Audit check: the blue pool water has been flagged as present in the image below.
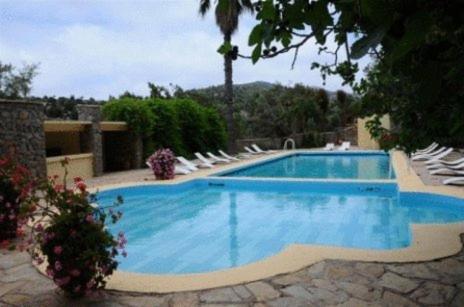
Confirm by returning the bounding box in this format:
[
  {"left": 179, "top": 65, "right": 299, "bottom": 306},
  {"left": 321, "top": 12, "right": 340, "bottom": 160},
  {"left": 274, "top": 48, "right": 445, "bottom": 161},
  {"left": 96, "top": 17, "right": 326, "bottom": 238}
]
[
  {"left": 217, "top": 153, "right": 395, "bottom": 180},
  {"left": 98, "top": 179, "right": 464, "bottom": 274}
]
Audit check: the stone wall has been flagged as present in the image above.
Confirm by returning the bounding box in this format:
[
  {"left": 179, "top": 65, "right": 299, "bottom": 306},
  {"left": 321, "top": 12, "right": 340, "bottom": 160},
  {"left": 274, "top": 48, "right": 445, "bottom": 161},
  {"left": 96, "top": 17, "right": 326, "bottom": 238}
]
[
  {"left": 236, "top": 125, "right": 358, "bottom": 151},
  {"left": 77, "top": 105, "right": 103, "bottom": 176},
  {"left": 0, "top": 99, "right": 47, "bottom": 178}
]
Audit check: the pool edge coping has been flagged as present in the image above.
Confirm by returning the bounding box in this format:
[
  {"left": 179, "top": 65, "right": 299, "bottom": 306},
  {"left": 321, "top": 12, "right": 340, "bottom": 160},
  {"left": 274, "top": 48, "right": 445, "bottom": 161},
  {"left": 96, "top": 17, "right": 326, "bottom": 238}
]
[{"left": 38, "top": 150, "right": 464, "bottom": 293}]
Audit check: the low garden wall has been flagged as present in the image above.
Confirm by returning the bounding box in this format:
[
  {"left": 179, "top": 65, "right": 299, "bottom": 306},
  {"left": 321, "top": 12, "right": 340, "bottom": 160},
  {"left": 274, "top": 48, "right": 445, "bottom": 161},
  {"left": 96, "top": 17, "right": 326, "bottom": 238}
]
[{"left": 46, "top": 153, "right": 94, "bottom": 181}]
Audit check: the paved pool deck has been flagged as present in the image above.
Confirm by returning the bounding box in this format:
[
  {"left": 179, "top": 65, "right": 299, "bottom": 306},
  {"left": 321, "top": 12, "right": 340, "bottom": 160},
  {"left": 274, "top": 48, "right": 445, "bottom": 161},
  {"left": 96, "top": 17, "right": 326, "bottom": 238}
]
[{"left": 1, "top": 149, "right": 463, "bottom": 306}]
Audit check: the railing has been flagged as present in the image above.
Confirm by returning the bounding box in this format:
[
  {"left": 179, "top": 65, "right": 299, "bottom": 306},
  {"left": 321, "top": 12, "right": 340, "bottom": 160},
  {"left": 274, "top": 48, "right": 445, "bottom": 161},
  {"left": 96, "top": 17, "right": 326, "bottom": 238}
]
[{"left": 283, "top": 138, "right": 296, "bottom": 150}]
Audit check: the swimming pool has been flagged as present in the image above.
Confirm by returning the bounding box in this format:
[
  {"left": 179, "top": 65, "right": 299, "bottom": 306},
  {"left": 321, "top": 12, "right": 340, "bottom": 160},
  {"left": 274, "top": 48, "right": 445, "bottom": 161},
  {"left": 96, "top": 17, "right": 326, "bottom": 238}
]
[
  {"left": 99, "top": 179, "right": 464, "bottom": 274},
  {"left": 216, "top": 152, "right": 395, "bottom": 180}
]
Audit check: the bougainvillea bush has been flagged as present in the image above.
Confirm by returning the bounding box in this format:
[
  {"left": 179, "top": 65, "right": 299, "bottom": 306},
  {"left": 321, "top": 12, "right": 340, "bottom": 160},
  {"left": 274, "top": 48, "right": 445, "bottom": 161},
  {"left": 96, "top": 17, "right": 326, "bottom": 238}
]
[
  {"left": 1, "top": 155, "right": 126, "bottom": 297},
  {"left": 0, "top": 155, "right": 36, "bottom": 248},
  {"left": 30, "top": 162, "right": 126, "bottom": 297},
  {"left": 147, "top": 148, "right": 176, "bottom": 180}
]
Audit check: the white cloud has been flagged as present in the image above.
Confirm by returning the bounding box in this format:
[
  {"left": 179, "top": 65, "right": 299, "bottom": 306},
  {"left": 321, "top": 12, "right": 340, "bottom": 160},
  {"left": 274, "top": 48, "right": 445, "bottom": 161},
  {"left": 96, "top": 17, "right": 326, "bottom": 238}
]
[{"left": 0, "top": 0, "right": 371, "bottom": 99}]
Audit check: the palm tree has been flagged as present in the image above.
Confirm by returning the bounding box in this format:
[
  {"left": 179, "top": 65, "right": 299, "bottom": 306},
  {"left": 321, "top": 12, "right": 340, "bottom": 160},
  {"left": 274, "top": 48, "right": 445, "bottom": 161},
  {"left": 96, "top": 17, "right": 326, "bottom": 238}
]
[{"left": 199, "top": 0, "right": 253, "bottom": 153}]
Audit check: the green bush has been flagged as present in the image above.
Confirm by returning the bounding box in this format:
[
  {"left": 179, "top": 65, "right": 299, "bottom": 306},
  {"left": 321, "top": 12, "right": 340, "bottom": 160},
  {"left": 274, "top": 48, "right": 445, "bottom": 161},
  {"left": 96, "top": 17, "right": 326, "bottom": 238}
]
[
  {"left": 204, "top": 107, "right": 227, "bottom": 151},
  {"left": 301, "top": 132, "right": 324, "bottom": 148},
  {"left": 102, "top": 97, "right": 227, "bottom": 159},
  {"left": 146, "top": 99, "right": 185, "bottom": 156},
  {"left": 102, "top": 98, "right": 155, "bottom": 136},
  {"left": 173, "top": 99, "right": 208, "bottom": 154}
]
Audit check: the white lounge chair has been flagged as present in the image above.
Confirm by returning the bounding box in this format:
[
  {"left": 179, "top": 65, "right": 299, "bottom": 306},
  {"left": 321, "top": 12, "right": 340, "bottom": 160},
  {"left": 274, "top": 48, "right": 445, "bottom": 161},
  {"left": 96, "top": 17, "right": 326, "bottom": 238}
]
[
  {"left": 323, "top": 143, "right": 335, "bottom": 151},
  {"left": 146, "top": 161, "right": 191, "bottom": 175},
  {"left": 252, "top": 144, "right": 277, "bottom": 153},
  {"left": 177, "top": 156, "right": 199, "bottom": 171},
  {"left": 411, "top": 147, "right": 449, "bottom": 161},
  {"left": 443, "top": 177, "right": 464, "bottom": 186},
  {"left": 412, "top": 142, "right": 439, "bottom": 156},
  {"left": 426, "top": 157, "right": 464, "bottom": 169},
  {"left": 244, "top": 146, "right": 260, "bottom": 155},
  {"left": 431, "top": 169, "right": 464, "bottom": 176},
  {"left": 424, "top": 148, "right": 454, "bottom": 164},
  {"left": 337, "top": 141, "right": 351, "bottom": 151},
  {"left": 218, "top": 150, "right": 240, "bottom": 161},
  {"left": 207, "top": 152, "right": 230, "bottom": 164},
  {"left": 429, "top": 162, "right": 464, "bottom": 175},
  {"left": 175, "top": 165, "right": 192, "bottom": 175},
  {"left": 194, "top": 153, "right": 215, "bottom": 168}
]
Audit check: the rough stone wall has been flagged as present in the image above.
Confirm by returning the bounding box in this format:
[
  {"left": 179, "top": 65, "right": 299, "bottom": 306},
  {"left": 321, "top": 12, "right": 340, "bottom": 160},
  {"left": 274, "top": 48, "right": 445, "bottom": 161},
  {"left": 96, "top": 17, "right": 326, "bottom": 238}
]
[
  {"left": 131, "top": 132, "right": 143, "bottom": 169},
  {"left": 77, "top": 105, "right": 103, "bottom": 176},
  {"left": 0, "top": 99, "right": 47, "bottom": 178}
]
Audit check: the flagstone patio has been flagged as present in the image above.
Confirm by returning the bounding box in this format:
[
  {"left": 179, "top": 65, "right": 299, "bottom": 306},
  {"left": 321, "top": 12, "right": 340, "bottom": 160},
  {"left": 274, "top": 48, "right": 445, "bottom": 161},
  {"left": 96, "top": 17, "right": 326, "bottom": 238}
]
[{"left": 1, "top": 234, "right": 463, "bottom": 306}]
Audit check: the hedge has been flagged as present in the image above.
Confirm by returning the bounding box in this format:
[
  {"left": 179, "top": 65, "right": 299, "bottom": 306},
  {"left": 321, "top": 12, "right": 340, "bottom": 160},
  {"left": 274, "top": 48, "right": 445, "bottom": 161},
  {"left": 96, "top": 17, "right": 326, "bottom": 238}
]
[{"left": 102, "top": 97, "right": 227, "bottom": 159}]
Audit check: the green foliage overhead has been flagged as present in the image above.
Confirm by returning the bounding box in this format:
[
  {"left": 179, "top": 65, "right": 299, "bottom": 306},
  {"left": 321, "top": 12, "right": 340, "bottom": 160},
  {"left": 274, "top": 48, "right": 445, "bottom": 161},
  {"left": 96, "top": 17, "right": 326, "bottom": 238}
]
[{"left": 239, "top": 0, "right": 464, "bottom": 151}]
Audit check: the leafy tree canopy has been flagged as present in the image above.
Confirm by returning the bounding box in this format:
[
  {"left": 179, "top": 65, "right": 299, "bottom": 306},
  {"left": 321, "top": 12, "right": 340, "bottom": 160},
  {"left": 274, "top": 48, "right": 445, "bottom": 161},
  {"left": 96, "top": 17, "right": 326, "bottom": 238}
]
[
  {"left": 227, "top": 0, "right": 464, "bottom": 152},
  {"left": 0, "top": 62, "right": 39, "bottom": 99}
]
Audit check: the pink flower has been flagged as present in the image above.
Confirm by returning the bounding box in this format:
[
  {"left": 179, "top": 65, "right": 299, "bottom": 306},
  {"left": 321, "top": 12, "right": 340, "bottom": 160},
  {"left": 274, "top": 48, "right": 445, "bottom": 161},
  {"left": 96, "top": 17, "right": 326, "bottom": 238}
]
[
  {"left": 54, "top": 261, "right": 62, "bottom": 271},
  {"left": 46, "top": 266, "right": 55, "bottom": 277},
  {"left": 70, "top": 269, "right": 81, "bottom": 277},
  {"left": 55, "top": 276, "right": 71, "bottom": 286},
  {"left": 76, "top": 181, "right": 86, "bottom": 192},
  {"left": 85, "top": 214, "right": 94, "bottom": 223},
  {"left": 53, "top": 246, "right": 63, "bottom": 255},
  {"left": 86, "top": 280, "right": 95, "bottom": 289}
]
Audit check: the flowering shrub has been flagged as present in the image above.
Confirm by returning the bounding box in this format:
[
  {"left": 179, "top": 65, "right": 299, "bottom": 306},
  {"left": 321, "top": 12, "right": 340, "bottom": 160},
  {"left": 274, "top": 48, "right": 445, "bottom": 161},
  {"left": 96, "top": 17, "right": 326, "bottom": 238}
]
[
  {"left": 0, "top": 155, "right": 126, "bottom": 297},
  {"left": 147, "top": 148, "right": 176, "bottom": 180},
  {"left": 28, "top": 161, "right": 126, "bottom": 297},
  {"left": 0, "top": 155, "right": 36, "bottom": 248}
]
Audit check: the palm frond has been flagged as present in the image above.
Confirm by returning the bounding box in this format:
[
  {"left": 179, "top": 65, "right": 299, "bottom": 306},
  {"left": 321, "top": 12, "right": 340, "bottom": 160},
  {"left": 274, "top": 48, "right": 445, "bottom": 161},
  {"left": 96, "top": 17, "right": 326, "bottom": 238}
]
[
  {"left": 240, "top": 0, "right": 254, "bottom": 13},
  {"left": 199, "top": 0, "right": 211, "bottom": 16}
]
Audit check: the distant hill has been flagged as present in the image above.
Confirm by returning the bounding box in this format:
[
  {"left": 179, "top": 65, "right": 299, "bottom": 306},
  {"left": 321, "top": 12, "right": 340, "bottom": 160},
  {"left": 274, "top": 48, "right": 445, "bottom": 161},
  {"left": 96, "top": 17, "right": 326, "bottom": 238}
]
[
  {"left": 188, "top": 81, "right": 274, "bottom": 95},
  {"left": 189, "top": 81, "right": 338, "bottom": 100}
]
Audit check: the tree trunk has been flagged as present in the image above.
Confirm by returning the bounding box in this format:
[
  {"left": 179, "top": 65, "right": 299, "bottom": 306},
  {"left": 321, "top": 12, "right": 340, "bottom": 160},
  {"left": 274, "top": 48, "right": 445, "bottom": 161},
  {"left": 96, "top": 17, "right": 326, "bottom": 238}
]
[{"left": 223, "top": 33, "right": 237, "bottom": 153}]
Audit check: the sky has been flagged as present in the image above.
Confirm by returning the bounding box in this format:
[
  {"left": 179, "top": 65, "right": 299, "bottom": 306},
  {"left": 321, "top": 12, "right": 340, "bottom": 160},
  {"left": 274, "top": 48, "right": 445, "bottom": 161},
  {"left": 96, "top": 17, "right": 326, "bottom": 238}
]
[{"left": 0, "top": 0, "right": 371, "bottom": 100}]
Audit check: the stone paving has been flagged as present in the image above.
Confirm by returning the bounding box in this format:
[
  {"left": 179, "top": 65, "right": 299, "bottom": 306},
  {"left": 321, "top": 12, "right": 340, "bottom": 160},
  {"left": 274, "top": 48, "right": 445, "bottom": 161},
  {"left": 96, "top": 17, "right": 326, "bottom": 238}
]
[
  {"left": 411, "top": 151, "right": 464, "bottom": 187},
  {"left": 1, "top": 234, "right": 464, "bottom": 306}
]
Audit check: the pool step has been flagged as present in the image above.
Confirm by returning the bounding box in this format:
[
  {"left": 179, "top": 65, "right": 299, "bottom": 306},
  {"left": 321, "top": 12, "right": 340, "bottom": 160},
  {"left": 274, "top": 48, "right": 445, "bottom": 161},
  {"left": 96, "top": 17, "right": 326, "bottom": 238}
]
[
  {"left": 359, "top": 186, "right": 381, "bottom": 192},
  {"left": 208, "top": 182, "right": 225, "bottom": 187}
]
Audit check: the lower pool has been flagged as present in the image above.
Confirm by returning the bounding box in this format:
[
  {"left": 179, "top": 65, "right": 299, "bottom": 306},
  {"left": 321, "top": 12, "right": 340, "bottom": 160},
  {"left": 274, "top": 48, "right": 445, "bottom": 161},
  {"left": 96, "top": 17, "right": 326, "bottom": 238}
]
[{"left": 98, "top": 179, "right": 464, "bottom": 274}]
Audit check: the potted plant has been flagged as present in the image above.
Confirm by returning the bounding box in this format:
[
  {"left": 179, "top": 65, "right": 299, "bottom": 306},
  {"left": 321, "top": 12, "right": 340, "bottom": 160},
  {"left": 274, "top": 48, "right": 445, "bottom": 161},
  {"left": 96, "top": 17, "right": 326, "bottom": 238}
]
[{"left": 147, "top": 148, "right": 176, "bottom": 180}]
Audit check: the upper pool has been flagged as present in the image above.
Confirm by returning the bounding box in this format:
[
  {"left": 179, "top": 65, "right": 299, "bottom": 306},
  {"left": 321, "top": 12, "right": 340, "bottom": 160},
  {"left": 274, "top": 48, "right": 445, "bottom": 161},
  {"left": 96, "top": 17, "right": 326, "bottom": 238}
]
[{"left": 216, "top": 152, "right": 395, "bottom": 180}]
